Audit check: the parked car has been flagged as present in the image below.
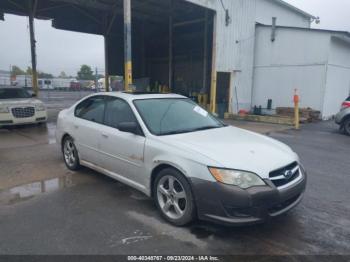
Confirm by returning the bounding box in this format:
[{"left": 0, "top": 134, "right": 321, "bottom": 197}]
[
  {"left": 335, "top": 96, "right": 350, "bottom": 136},
  {"left": 56, "top": 92, "right": 306, "bottom": 226},
  {"left": 0, "top": 86, "right": 47, "bottom": 127}
]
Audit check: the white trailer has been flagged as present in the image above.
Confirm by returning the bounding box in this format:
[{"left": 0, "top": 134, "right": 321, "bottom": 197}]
[
  {"left": 0, "top": 70, "right": 11, "bottom": 86},
  {"left": 14, "top": 75, "right": 33, "bottom": 88},
  {"left": 52, "top": 78, "right": 75, "bottom": 89},
  {"left": 38, "top": 79, "right": 54, "bottom": 90}
]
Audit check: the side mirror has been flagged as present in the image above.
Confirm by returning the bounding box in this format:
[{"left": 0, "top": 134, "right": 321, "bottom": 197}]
[
  {"left": 31, "top": 93, "right": 37, "bottom": 97},
  {"left": 118, "top": 122, "right": 139, "bottom": 135}
]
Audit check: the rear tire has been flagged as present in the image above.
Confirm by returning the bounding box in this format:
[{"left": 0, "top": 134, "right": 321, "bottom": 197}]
[
  {"left": 62, "top": 136, "right": 81, "bottom": 171},
  {"left": 154, "top": 168, "right": 196, "bottom": 226}
]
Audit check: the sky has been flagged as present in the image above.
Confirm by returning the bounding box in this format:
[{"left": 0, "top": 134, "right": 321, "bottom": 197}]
[{"left": 0, "top": 0, "right": 350, "bottom": 76}]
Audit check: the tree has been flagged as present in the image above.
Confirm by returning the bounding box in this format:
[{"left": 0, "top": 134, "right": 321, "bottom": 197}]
[
  {"left": 26, "top": 67, "right": 33, "bottom": 75},
  {"left": 38, "top": 71, "right": 54, "bottom": 79},
  {"left": 11, "top": 65, "right": 25, "bottom": 76},
  {"left": 59, "top": 71, "right": 68, "bottom": 78},
  {"left": 77, "top": 65, "right": 94, "bottom": 80}
]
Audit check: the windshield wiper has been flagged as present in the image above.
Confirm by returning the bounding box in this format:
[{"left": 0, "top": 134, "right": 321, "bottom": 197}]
[
  {"left": 160, "top": 126, "right": 222, "bottom": 136},
  {"left": 191, "top": 126, "right": 222, "bottom": 132}
]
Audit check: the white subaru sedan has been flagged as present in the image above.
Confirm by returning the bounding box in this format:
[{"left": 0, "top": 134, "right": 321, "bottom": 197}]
[
  {"left": 0, "top": 87, "right": 47, "bottom": 127},
  {"left": 56, "top": 92, "right": 306, "bottom": 226}
]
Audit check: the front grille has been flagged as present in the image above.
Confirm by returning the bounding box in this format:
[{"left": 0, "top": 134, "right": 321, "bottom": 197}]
[
  {"left": 11, "top": 107, "right": 35, "bottom": 118},
  {"left": 269, "top": 162, "right": 300, "bottom": 188}
]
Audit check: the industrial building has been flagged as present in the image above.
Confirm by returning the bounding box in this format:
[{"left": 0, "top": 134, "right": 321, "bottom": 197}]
[
  {"left": 1, "top": 0, "right": 349, "bottom": 118},
  {"left": 253, "top": 25, "right": 350, "bottom": 119}
]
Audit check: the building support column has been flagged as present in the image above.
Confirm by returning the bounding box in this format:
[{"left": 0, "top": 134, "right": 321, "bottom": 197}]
[
  {"left": 104, "top": 35, "right": 110, "bottom": 92},
  {"left": 168, "top": 0, "right": 173, "bottom": 91},
  {"left": 202, "top": 10, "right": 208, "bottom": 93},
  {"left": 210, "top": 14, "right": 217, "bottom": 114},
  {"left": 123, "top": 0, "right": 133, "bottom": 91},
  {"left": 29, "top": 0, "right": 38, "bottom": 96}
]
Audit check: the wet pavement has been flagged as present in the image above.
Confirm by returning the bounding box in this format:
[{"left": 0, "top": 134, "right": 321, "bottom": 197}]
[{"left": 0, "top": 92, "right": 349, "bottom": 255}]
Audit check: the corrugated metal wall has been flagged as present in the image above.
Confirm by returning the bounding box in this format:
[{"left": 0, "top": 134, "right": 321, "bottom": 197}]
[
  {"left": 323, "top": 37, "right": 350, "bottom": 117},
  {"left": 256, "top": 0, "right": 311, "bottom": 28},
  {"left": 186, "top": 0, "right": 314, "bottom": 113},
  {"left": 253, "top": 26, "right": 350, "bottom": 119}
]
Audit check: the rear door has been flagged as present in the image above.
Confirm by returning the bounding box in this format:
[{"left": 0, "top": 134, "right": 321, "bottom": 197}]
[
  {"left": 73, "top": 96, "right": 106, "bottom": 165},
  {"left": 99, "top": 97, "right": 146, "bottom": 186}
]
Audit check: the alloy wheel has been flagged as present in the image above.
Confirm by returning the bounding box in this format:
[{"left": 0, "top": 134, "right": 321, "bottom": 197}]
[
  {"left": 64, "top": 139, "right": 77, "bottom": 168},
  {"left": 156, "top": 175, "right": 187, "bottom": 220}
]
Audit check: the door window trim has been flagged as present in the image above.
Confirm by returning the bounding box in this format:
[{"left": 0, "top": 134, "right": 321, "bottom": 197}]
[
  {"left": 74, "top": 95, "right": 106, "bottom": 124},
  {"left": 74, "top": 95, "right": 144, "bottom": 136},
  {"left": 103, "top": 96, "right": 145, "bottom": 137}
]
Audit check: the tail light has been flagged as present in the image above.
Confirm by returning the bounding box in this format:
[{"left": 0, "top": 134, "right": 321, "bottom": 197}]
[{"left": 341, "top": 101, "right": 350, "bottom": 110}]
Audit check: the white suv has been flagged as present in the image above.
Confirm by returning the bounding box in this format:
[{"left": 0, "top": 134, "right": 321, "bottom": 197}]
[
  {"left": 56, "top": 92, "right": 306, "bottom": 226},
  {"left": 0, "top": 87, "right": 47, "bottom": 127}
]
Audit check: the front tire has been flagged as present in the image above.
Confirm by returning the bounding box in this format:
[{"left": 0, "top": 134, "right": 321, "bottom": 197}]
[
  {"left": 154, "top": 168, "right": 196, "bottom": 226},
  {"left": 62, "top": 136, "right": 81, "bottom": 171},
  {"left": 343, "top": 118, "right": 350, "bottom": 136}
]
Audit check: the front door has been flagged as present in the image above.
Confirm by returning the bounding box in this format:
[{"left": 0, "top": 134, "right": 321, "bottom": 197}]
[{"left": 99, "top": 97, "right": 146, "bottom": 186}]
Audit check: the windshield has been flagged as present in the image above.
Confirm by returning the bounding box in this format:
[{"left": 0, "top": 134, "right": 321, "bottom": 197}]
[
  {"left": 0, "top": 88, "right": 31, "bottom": 99},
  {"left": 134, "top": 98, "right": 225, "bottom": 136}
]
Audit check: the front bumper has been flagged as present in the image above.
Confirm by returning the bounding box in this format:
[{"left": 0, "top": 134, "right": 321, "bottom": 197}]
[
  {"left": 191, "top": 169, "right": 307, "bottom": 226},
  {"left": 0, "top": 111, "right": 47, "bottom": 127}
]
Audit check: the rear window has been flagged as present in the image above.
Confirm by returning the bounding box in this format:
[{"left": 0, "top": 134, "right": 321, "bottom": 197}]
[{"left": 346, "top": 96, "right": 350, "bottom": 101}]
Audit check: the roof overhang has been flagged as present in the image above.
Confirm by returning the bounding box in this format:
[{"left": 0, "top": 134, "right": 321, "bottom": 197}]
[
  {"left": 273, "top": 0, "right": 316, "bottom": 19},
  {"left": 256, "top": 23, "right": 350, "bottom": 38},
  {"left": 331, "top": 35, "right": 350, "bottom": 46},
  {"left": 0, "top": 0, "right": 208, "bottom": 36}
]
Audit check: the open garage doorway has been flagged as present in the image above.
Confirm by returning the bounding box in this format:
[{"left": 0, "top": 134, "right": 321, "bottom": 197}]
[
  {"left": 105, "top": 0, "right": 215, "bottom": 108},
  {"left": 0, "top": 0, "right": 216, "bottom": 110},
  {"left": 216, "top": 72, "right": 231, "bottom": 118}
]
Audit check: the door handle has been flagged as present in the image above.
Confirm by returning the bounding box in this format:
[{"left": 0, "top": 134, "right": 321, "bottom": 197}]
[
  {"left": 102, "top": 133, "right": 109, "bottom": 139},
  {"left": 74, "top": 125, "right": 79, "bottom": 129}
]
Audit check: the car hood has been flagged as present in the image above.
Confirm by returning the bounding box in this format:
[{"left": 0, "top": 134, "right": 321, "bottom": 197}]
[
  {"left": 159, "top": 126, "right": 298, "bottom": 179},
  {"left": 0, "top": 98, "right": 43, "bottom": 106}
]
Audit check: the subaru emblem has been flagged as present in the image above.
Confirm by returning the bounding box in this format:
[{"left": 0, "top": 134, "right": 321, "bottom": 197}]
[{"left": 284, "top": 170, "right": 293, "bottom": 179}]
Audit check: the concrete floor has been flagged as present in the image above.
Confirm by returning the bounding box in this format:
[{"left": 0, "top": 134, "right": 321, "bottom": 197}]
[{"left": 0, "top": 91, "right": 349, "bottom": 255}]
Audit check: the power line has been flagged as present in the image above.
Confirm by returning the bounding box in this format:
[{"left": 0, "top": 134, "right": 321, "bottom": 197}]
[
  {"left": 218, "top": 0, "right": 231, "bottom": 26},
  {"left": 219, "top": 0, "right": 226, "bottom": 11}
]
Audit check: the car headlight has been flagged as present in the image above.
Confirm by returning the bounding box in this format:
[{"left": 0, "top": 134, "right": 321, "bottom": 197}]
[
  {"left": 35, "top": 104, "right": 46, "bottom": 111},
  {"left": 209, "top": 167, "right": 266, "bottom": 189},
  {"left": 0, "top": 106, "right": 9, "bottom": 113}
]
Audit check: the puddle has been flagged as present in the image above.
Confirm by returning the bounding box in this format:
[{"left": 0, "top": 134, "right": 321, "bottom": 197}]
[{"left": 0, "top": 174, "right": 75, "bottom": 205}]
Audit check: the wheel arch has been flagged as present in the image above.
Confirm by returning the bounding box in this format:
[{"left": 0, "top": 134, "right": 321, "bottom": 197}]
[
  {"left": 150, "top": 163, "right": 193, "bottom": 198},
  {"left": 341, "top": 114, "right": 350, "bottom": 125},
  {"left": 61, "top": 133, "right": 73, "bottom": 151}
]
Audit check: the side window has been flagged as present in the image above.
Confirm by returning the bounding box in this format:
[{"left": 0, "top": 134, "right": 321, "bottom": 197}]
[
  {"left": 104, "top": 98, "right": 137, "bottom": 129},
  {"left": 75, "top": 96, "right": 105, "bottom": 124}
]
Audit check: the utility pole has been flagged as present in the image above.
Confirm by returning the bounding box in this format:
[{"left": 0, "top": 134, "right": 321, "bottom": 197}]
[
  {"left": 123, "top": 0, "right": 133, "bottom": 91},
  {"left": 29, "top": 0, "right": 39, "bottom": 96},
  {"left": 104, "top": 36, "right": 110, "bottom": 92},
  {"left": 95, "top": 67, "right": 98, "bottom": 92},
  {"left": 9, "top": 65, "right": 12, "bottom": 85},
  {"left": 168, "top": 0, "right": 173, "bottom": 91}
]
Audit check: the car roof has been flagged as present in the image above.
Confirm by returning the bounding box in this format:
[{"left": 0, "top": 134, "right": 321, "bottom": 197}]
[{"left": 94, "top": 91, "right": 187, "bottom": 102}]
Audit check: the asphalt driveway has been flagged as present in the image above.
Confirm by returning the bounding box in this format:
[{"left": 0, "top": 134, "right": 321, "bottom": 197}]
[{"left": 0, "top": 96, "right": 349, "bottom": 255}]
